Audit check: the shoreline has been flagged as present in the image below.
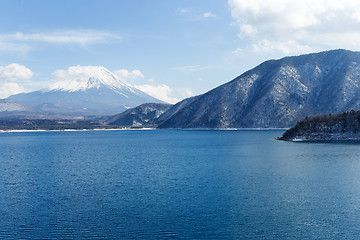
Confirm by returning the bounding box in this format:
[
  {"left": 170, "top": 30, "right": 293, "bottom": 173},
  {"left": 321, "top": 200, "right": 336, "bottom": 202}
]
[
  {"left": 276, "top": 137, "right": 360, "bottom": 143},
  {"left": 0, "top": 127, "right": 288, "bottom": 133},
  {"left": 0, "top": 128, "right": 156, "bottom": 133}
]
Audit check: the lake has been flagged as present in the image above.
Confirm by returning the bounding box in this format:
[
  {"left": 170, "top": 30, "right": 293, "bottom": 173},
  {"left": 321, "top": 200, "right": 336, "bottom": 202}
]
[{"left": 1, "top": 130, "right": 360, "bottom": 239}]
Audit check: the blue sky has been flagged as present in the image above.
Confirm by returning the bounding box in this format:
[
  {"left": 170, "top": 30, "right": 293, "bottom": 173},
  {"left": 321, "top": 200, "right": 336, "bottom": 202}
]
[{"left": 1, "top": 0, "right": 360, "bottom": 103}]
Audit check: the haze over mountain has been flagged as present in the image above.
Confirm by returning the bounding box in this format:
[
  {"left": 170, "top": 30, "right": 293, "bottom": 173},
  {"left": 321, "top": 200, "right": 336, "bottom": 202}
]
[
  {"left": 157, "top": 49, "right": 360, "bottom": 128},
  {"left": 0, "top": 99, "right": 40, "bottom": 118},
  {"left": 6, "top": 66, "right": 162, "bottom": 118}
]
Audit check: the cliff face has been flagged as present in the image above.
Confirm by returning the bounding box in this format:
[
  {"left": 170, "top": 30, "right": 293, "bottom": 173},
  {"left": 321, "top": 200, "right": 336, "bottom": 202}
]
[
  {"left": 158, "top": 49, "right": 360, "bottom": 128},
  {"left": 279, "top": 110, "right": 360, "bottom": 141}
]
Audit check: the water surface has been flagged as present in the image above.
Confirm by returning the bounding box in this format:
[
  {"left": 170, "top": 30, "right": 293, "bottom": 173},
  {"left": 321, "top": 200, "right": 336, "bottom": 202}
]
[{"left": 1, "top": 130, "right": 360, "bottom": 239}]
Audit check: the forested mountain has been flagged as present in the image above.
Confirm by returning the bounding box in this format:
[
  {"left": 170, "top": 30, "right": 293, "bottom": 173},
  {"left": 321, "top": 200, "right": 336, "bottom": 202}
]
[
  {"left": 278, "top": 110, "right": 360, "bottom": 141},
  {"left": 158, "top": 49, "right": 360, "bottom": 128}
]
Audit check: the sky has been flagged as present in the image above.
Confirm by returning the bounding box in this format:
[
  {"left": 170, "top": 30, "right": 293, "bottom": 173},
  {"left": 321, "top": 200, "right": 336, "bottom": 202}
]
[{"left": 1, "top": 0, "right": 360, "bottom": 103}]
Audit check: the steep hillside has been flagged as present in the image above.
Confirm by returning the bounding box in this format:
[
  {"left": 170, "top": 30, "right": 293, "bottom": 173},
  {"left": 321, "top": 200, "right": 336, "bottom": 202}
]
[
  {"left": 104, "top": 103, "right": 172, "bottom": 127},
  {"left": 159, "top": 49, "right": 360, "bottom": 128}
]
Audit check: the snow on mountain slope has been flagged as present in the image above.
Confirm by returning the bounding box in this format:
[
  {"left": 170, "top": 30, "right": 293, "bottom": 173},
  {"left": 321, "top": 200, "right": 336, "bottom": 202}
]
[
  {"left": 48, "top": 66, "right": 135, "bottom": 94},
  {"left": 0, "top": 99, "right": 41, "bottom": 118},
  {"left": 0, "top": 99, "right": 34, "bottom": 112},
  {"left": 104, "top": 103, "right": 172, "bottom": 127},
  {"left": 158, "top": 49, "right": 360, "bottom": 128},
  {"left": 7, "top": 66, "right": 163, "bottom": 117}
]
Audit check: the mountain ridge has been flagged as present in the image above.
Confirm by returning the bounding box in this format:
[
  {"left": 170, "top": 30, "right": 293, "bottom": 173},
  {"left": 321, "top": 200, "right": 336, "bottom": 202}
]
[
  {"left": 157, "top": 49, "right": 360, "bottom": 129},
  {"left": 104, "top": 103, "right": 172, "bottom": 127}
]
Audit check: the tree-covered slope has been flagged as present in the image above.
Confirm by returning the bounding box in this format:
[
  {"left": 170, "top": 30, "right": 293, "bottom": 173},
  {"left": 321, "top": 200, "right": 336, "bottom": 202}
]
[
  {"left": 159, "top": 49, "right": 360, "bottom": 128},
  {"left": 279, "top": 110, "right": 360, "bottom": 141}
]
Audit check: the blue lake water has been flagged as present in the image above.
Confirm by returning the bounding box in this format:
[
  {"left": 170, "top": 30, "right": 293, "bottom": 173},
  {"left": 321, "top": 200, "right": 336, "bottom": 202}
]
[{"left": 1, "top": 130, "right": 360, "bottom": 239}]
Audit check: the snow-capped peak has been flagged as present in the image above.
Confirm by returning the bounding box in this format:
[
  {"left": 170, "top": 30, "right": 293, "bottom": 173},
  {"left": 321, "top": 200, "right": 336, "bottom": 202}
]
[{"left": 48, "top": 65, "right": 135, "bottom": 93}]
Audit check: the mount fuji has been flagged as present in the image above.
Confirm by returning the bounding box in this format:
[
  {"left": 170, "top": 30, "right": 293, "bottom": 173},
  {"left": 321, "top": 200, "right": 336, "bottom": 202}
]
[{"left": 6, "top": 66, "right": 163, "bottom": 118}]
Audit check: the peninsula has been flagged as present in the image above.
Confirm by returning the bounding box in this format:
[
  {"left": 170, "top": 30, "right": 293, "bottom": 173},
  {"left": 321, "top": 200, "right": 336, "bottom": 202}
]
[{"left": 278, "top": 110, "right": 360, "bottom": 141}]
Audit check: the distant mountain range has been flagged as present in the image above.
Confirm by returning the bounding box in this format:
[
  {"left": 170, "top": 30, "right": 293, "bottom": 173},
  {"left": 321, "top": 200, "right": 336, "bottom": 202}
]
[
  {"left": 157, "top": 49, "right": 360, "bottom": 128},
  {"left": 102, "top": 49, "right": 360, "bottom": 129},
  {"left": 3, "top": 49, "right": 360, "bottom": 130},
  {"left": 2, "top": 67, "right": 162, "bottom": 118}
]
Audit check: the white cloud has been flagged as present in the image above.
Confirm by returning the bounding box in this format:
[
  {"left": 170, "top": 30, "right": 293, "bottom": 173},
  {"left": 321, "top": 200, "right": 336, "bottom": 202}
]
[
  {"left": 203, "top": 12, "right": 217, "bottom": 18},
  {"left": 185, "top": 89, "right": 193, "bottom": 96},
  {"left": 0, "top": 63, "right": 33, "bottom": 98},
  {"left": 135, "top": 84, "right": 179, "bottom": 104},
  {"left": 52, "top": 65, "right": 104, "bottom": 81},
  {"left": 113, "top": 69, "right": 144, "bottom": 82},
  {"left": 228, "top": 0, "right": 360, "bottom": 54},
  {"left": 251, "top": 40, "right": 313, "bottom": 55},
  {"left": 232, "top": 47, "right": 243, "bottom": 55},
  {"left": 177, "top": 88, "right": 194, "bottom": 98},
  {"left": 10, "top": 30, "right": 121, "bottom": 45},
  {"left": 0, "top": 82, "right": 25, "bottom": 98},
  {"left": 173, "top": 65, "right": 213, "bottom": 72},
  {"left": 0, "top": 30, "right": 121, "bottom": 52},
  {"left": 0, "top": 41, "right": 32, "bottom": 53},
  {"left": 116, "top": 69, "right": 181, "bottom": 104},
  {"left": 173, "top": 65, "right": 202, "bottom": 72},
  {"left": 179, "top": 8, "right": 191, "bottom": 14},
  {"left": 0, "top": 63, "right": 33, "bottom": 81}
]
